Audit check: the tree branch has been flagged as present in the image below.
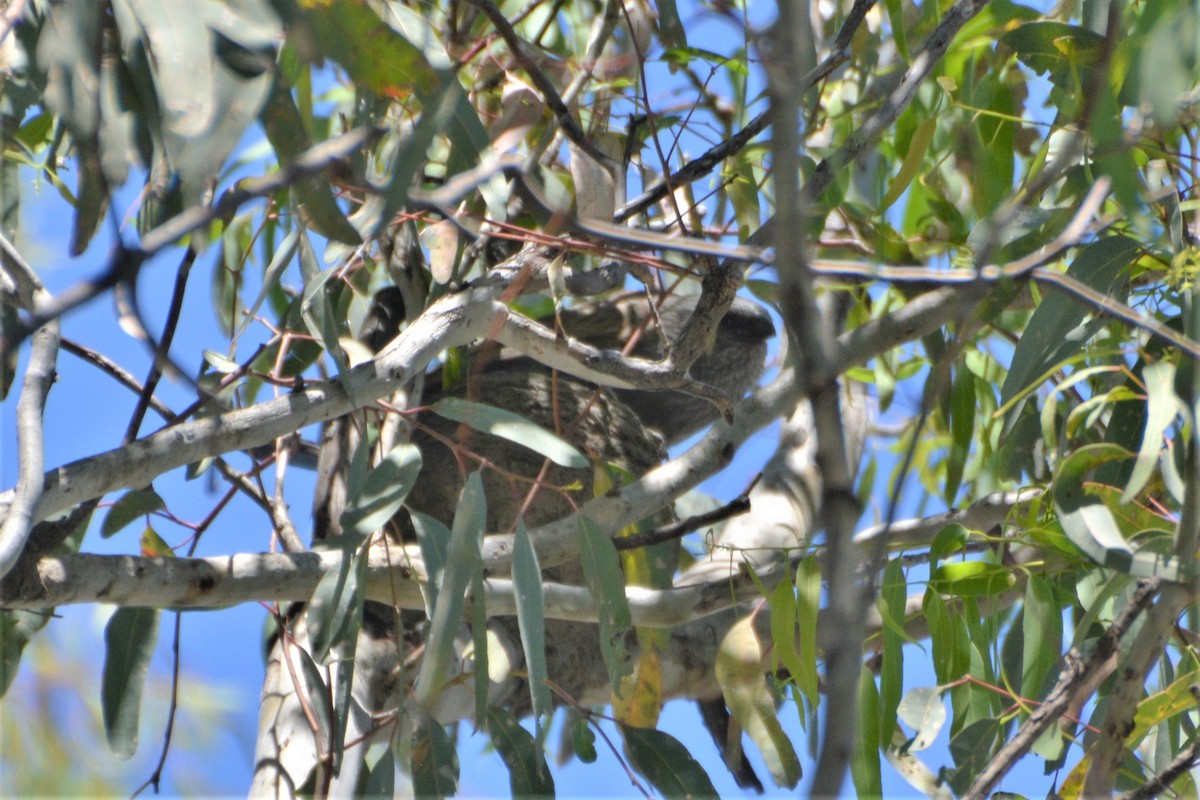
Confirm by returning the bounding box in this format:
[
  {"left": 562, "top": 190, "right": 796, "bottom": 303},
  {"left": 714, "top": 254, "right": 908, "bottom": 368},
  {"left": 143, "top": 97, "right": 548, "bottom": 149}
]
[{"left": 0, "top": 233, "right": 60, "bottom": 581}]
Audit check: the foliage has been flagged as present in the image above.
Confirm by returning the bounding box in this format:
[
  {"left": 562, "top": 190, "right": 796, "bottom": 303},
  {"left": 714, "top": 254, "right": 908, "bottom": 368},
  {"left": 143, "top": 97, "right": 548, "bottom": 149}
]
[{"left": 2, "top": 0, "right": 1200, "bottom": 797}]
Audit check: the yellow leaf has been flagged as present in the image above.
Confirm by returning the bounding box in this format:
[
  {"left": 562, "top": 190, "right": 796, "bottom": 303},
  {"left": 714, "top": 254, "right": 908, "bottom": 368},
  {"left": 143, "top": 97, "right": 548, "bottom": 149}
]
[
  {"left": 612, "top": 650, "right": 664, "bottom": 728},
  {"left": 715, "top": 617, "right": 802, "bottom": 788}
]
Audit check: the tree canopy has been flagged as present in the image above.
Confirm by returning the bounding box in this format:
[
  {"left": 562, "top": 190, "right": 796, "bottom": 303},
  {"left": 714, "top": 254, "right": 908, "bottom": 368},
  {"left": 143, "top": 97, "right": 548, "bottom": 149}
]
[{"left": 2, "top": 0, "right": 1200, "bottom": 796}]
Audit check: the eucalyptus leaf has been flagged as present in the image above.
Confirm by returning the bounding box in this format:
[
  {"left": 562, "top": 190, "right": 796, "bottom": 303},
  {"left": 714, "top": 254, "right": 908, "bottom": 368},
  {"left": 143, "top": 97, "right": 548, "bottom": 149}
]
[
  {"left": 412, "top": 712, "right": 460, "bottom": 798},
  {"left": 487, "top": 706, "right": 554, "bottom": 796},
  {"left": 306, "top": 546, "right": 367, "bottom": 665},
  {"left": 897, "top": 686, "right": 946, "bottom": 752},
  {"left": 512, "top": 519, "right": 551, "bottom": 730},
  {"left": 101, "top": 488, "right": 165, "bottom": 538},
  {"left": 578, "top": 516, "right": 634, "bottom": 693},
  {"left": 619, "top": 723, "right": 718, "bottom": 799},
  {"left": 340, "top": 442, "right": 423, "bottom": 539},
  {"left": 414, "top": 472, "right": 486, "bottom": 709},
  {"left": 0, "top": 609, "right": 52, "bottom": 697},
  {"left": 102, "top": 607, "right": 160, "bottom": 759},
  {"left": 1000, "top": 236, "right": 1139, "bottom": 411},
  {"left": 430, "top": 397, "right": 588, "bottom": 468}
]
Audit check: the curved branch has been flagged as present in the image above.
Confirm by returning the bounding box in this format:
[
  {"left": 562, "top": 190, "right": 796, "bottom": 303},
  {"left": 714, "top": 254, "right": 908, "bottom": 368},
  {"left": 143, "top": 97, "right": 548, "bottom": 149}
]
[{"left": 0, "top": 233, "right": 60, "bottom": 581}]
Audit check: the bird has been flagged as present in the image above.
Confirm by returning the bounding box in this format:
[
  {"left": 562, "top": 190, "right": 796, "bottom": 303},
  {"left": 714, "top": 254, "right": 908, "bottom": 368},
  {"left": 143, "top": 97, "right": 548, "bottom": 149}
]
[{"left": 253, "top": 282, "right": 775, "bottom": 792}]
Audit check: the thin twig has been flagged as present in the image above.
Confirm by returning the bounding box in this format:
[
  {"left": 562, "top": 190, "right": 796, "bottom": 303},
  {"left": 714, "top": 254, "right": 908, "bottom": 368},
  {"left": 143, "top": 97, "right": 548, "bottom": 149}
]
[
  {"left": 60, "top": 338, "right": 176, "bottom": 422},
  {"left": 124, "top": 247, "right": 197, "bottom": 443},
  {"left": 613, "top": 494, "right": 751, "bottom": 551}
]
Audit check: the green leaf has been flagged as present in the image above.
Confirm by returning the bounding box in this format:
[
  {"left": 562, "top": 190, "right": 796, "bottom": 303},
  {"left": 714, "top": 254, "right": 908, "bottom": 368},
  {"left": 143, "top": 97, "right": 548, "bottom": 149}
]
[
  {"left": 1021, "top": 575, "right": 1061, "bottom": 703},
  {"left": 116, "top": 0, "right": 278, "bottom": 237},
  {"left": 101, "top": 488, "right": 165, "bottom": 538},
  {"left": 1001, "top": 236, "right": 1139, "bottom": 409},
  {"left": 619, "top": 723, "right": 718, "bottom": 799},
  {"left": 879, "top": 117, "right": 934, "bottom": 213},
  {"left": 945, "top": 717, "right": 1003, "bottom": 796},
  {"left": 570, "top": 718, "right": 597, "bottom": 764},
  {"left": 411, "top": 511, "right": 451, "bottom": 611},
  {"left": 578, "top": 516, "right": 634, "bottom": 694},
  {"left": 299, "top": 257, "right": 348, "bottom": 377},
  {"left": 1054, "top": 443, "right": 1191, "bottom": 580},
  {"left": 794, "top": 556, "right": 821, "bottom": 709},
  {"left": 364, "top": 747, "right": 396, "bottom": 797},
  {"left": 306, "top": 545, "right": 367, "bottom": 664},
  {"left": 487, "top": 706, "right": 554, "bottom": 796},
  {"left": 35, "top": 0, "right": 107, "bottom": 254},
  {"left": 0, "top": 609, "right": 52, "bottom": 697},
  {"left": 375, "top": 83, "right": 465, "bottom": 240},
  {"left": 471, "top": 570, "right": 489, "bottom": 733},
  {"left": 296, "top": 0, "right": 439, "bottom": 100},
  {"left": 850, "top": 667, "right": 882, "bottom": 798},
  {"left": 292, "top": 642, "right": 333, "bottom": 746},
  {"left": 1001, "top": 21, "right": 1106, "bottom": 91},
  {"left": 655, "top": 0, "right": 687, "bottom": 51},
  {"left": 412, "top": 712, "right": 460, "bottom": 798},
  {"left": 769, "top": 577, "right": 805, "bottom": 695},
  {"left": 512, "top": 519, "right": 552, "bottom": 730},
  {"left": 877, "top": 559, "right": 906, "bottom": 745},
  {"left": 259, "top": 79, "right": 361, "bottom": 244},
  {"left": 102, "top": 607, "right": 160, "bottom": 759},
  {"left": 339, "top": 442, "right": 423, "bottom": 538},
  {"left": 1139, "top": 7, "right": 1198, "bottom": 127},
  {"left": 430, "top": 397, "right": 588, "bottom": 468},
  {"left": 945, "top": 364, "right": 975, "bottom": 505},
  {"left": 138, "top": 525, "right": 174, "bottom": 557},
  {"left": 1120, "top": 360, "right": 1182, "bottom": 503},
  {"left": 929, "top": 561, "right": 1015, "bottom": 597},
  {"left": 415, "top": 471, "right": 486, "bottom": 709}
]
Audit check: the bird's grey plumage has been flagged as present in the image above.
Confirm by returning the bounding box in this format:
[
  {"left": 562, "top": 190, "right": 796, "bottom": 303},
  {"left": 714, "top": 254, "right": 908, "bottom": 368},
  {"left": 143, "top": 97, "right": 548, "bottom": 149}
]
[{"left": 256, "top": 286, "right": 776, "bottom": 790}]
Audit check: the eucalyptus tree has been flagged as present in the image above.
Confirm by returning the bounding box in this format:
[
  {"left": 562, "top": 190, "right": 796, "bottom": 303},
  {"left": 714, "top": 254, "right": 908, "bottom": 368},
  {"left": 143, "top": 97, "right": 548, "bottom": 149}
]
[{"left": 2, "top": 0, "right": 1199, "bottom": 796}]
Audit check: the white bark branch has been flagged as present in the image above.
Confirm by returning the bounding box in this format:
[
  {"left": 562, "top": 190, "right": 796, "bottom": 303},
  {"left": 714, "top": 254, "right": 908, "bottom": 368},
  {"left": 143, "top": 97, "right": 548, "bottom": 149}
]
[
  {"left": 0, "top": 232, "right": 61, "bottom": 580},
  {"left": 3, "top": 543, "right": 777, "bottom": 628}
]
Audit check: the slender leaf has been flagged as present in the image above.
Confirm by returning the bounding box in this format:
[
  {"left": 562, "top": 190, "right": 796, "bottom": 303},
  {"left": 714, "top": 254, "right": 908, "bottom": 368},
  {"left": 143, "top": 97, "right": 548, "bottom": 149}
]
[
  {"left": 512, "top": 518, "right": 551, "bottom": 729},
  {"left": 715, "top": 616, "right": 801, "bottom": 788},
  {"left": 340, "top": 442, "right": 423, "bottom": 538},
  {"left": 879, "top": 117, "right": 934, "bottom": 212},
  {"left": 1001, "top": 236, "right": 1139, "bottom": 408},
  {"left": 1120, "top": 360, "right": 1182, "bottom": 503},
  {"left": 877, "top": 559, "right": 906, "bottom": 745},
  {"left": 0, "top": 609, "right": 52, "bottom": 697},
  {"left": 487, "top": 706, "right": 554, "bottom": 796},
  {"left": 102, "top": 607, "right": 160, "bottom": 759},
  {"left": 412, "top": 712, "right": 460, "bottom": 798},
  {"left": 850, "top": 667, "right": 882, "bottom": 798},
  {"left": 430, "top": 397, "right": 588, "bottom": 468},
  {"left": 415, "top": 472, "right": 486, "bottom": 708},
  {"left": 101, "top": 488, "right": 165, "bottom": 538},
  {"left": 306, "top": 546, "right": 367, "bottom": 664},
  {"left": 577, "top": 516, "right": 634, "bottom": 693},
  {"left": 1021, "top": 575, "right": 1061, "bottom": 702},
  {"left": 619, "top": 723, "right": 718, "bottom": 799},
  {"left": 411, "top": 511, "right": 451, "bottom": 611}
]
